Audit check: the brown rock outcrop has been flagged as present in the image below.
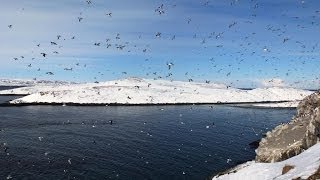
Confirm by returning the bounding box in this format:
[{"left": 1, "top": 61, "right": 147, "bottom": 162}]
[{"left": 255, "top": 91, "right": 320, "bottom": 163}]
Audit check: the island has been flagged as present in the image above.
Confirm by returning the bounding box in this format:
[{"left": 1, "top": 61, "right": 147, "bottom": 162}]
[{"left": 0, "top": 78, "right": 313, "bottom": 107}]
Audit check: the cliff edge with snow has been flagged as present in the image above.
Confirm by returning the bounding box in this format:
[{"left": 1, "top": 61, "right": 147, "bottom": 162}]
[
  {"left": 212, "top": 91, "right": 320, "bottom": 180},
  {"left": 256, "top": 91, "right": 320, "bottom": 163}
]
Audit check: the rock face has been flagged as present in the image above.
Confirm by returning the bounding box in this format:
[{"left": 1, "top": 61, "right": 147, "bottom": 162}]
[{"left": 255, "top": 91, "right": 320, "bottom": 163}]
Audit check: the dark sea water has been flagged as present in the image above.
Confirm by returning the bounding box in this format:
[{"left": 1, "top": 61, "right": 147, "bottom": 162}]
[
  {"left": 0, "top": 86, "right": 23, "bottom": 91},
  {"left": 0, "top": 86, "right": 24, "bottom": 104},
  {"left": 0, "top": 87, "right": 295, "bottom": 180}
]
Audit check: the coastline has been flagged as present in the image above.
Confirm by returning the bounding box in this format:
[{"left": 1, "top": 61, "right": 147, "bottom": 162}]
[
  {"left": 0, "top": 100, "right": 298, "bottom": 107},
  {"left": 0, "top": 85, "right": 317, "bottom": 179}
]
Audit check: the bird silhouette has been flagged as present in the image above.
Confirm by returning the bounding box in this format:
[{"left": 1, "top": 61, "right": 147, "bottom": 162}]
[
  {"left": 155, "top": 4, "right": 165, "bottom": 15},
  {"left": 106, "top": 12, "right": 112, "bottom": 17},
  {"left": 187, "top": 18, "right": 192, "bottom": 24},
  {"left": 166, "top": 62, "right": 174, "bottom": 70},
  {"left": 78, "top": 17, "right": 83, "bottom": 22},
  {"left": 283, "top": 38, "right": 290, "bottom": 43}
]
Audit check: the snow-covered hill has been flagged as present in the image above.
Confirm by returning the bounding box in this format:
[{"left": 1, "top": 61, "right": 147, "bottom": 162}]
[
  {"left": 0, "top": 78, "right": 313, "bottom": 106},
  {"left": 0, "top": 78, "right": 75, "bottom": 86}
]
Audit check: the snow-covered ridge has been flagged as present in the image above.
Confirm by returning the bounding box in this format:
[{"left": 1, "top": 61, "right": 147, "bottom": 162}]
[
  {"left": 0, "top": 78, "right": 76, "bottom": 86},
  {"left": 212, "top": 143, "right": 320, "bottom": 180},
  {"left": 0, "top": 78, "right": 313, "bottom": 106}
]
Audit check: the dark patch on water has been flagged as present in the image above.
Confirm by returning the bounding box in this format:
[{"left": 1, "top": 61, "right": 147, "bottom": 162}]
[
  {"left": 0, "top": 86, "right": 25, "bottom": 104},
  {"left": 0, "top": 96, "right": 24, "bottom": 104},
  {"left": 0, "top": 86, "right": 23, "bottom": 91}
]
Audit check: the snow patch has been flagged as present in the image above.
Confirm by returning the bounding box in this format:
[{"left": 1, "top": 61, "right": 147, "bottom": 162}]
[
  {"left": 250, "top": 101, "right": 300, "bottom": 108},
  {"left": 212, "top": 143, "right": 320, "bottom": 180}
]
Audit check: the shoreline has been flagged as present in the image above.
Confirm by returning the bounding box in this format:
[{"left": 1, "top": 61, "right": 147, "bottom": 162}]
[{"left": 0, "top": 100, "right": 297, "bottom": 107}]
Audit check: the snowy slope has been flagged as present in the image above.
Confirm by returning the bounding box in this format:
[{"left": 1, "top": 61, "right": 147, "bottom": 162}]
[
  {"left": 0, "top": 78, "right": 75, "bottom": 86},
  {"left": 0, "top": 78, "right": 313, "bottom": 105},
  {"left": 212, "top": 143, "right": 320, "bottom": 180},
  {"left": 250, "top": 101, "right": 301, "bottom": 108}
]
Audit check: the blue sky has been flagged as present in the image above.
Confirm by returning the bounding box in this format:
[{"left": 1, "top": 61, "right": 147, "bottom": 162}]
[{"left": 1, "top": 0, "right": 320, "bottom": 89}]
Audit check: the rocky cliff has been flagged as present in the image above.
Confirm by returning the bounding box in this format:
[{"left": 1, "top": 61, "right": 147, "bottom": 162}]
[{"left": 255, "top": 91, "right": 320, "bottom": 163}]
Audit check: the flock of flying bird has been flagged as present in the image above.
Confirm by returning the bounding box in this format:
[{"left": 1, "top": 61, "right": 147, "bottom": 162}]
[{"left": 6, "top": 0, "right": 320, "bottom": 88}]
